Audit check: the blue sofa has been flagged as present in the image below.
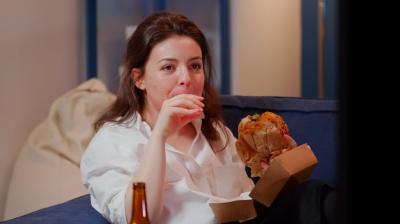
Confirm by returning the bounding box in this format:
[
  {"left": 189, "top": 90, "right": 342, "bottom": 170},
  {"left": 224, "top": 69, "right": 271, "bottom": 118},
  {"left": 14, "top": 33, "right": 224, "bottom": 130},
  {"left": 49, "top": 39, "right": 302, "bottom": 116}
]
[{"left": 1, "top": 95, "right": 338, "bottom": 224}]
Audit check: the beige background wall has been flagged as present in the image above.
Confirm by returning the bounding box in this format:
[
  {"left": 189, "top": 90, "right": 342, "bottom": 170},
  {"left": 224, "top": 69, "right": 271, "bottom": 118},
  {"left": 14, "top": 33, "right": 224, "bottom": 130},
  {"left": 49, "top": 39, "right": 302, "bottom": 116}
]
[
  {"left": 0, "top": 0, "right": 83, "bottom": 219},
  {"left": 231, "top": 0, "right": 301, "bottom": 96}
]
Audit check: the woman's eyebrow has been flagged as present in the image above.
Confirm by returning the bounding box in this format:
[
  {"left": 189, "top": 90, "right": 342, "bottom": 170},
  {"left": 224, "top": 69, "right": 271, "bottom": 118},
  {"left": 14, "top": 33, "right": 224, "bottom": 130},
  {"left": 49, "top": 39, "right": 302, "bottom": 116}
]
[
  {"left": 157, "top": 58, "right": 178, "bottom": 63},
  {"left": 188, "top": 56, "right": 202, "bottom": 61},
  {"left": 158, "top": 56, "right": 202, "bottom": 63}
]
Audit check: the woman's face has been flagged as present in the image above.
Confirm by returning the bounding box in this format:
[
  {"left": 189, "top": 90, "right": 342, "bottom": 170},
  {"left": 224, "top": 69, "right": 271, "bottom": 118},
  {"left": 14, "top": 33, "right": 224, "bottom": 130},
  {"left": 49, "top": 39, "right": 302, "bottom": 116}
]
[{"left": 134, "top": 35, "right": 205, "bottom": 114}]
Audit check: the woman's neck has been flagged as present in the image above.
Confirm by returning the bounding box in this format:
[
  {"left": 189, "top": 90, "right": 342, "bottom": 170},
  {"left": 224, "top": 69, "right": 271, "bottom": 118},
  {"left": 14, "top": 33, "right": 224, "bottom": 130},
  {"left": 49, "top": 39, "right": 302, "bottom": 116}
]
[
  {"left": 140, "top": 106, "right": 159, "bottom": 129},
  {"left": 167, "top": 123, "right": 197, "bottom": 154}
]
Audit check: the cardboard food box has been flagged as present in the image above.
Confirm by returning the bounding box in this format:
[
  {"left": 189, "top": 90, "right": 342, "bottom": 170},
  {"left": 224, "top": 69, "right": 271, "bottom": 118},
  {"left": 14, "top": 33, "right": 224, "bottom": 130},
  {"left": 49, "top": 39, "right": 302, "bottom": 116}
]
[
  {"left": 249, "top": 143, "right": 318, "bottom": 207},
  {"left": 209, "top": 199, "right": 257, "bottom": 223},
  {"left": 209, "top": 143, "right": 318, "bottom": 223}
]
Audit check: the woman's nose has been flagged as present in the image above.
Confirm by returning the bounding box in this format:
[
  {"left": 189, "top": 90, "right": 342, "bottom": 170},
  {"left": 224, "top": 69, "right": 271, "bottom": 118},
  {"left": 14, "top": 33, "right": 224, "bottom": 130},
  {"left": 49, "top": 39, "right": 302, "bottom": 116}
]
[{"left": 178, "top": 68, "right": 191, "bottom": 86}]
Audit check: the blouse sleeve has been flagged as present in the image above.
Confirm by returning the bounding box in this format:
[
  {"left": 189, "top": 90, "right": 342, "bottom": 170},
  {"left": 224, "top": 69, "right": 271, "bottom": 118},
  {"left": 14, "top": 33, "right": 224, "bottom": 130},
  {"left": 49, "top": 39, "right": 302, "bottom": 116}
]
[{"left": 80, "top": 124, "right": 146, "bottom": 224}]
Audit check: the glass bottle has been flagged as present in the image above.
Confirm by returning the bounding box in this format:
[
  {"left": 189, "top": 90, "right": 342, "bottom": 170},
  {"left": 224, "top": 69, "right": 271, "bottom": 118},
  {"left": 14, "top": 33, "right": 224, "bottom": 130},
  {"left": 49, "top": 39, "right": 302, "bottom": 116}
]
[{"left": 130, "top": 182, "right": 150, "bottom": 224}]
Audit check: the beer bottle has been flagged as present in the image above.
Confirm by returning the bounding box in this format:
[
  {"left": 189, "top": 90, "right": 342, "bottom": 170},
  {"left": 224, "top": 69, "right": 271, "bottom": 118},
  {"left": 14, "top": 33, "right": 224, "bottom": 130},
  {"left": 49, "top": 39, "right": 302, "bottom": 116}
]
[{"left": 130, "top": 182, "right": 150, "bottom": 224}]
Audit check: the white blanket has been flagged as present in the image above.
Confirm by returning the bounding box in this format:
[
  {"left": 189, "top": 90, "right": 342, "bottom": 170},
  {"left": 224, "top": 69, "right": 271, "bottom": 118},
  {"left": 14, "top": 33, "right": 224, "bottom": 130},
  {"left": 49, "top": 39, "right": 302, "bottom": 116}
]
[{"left": 4, "top": 79, "right": 116, "bottom": 220}]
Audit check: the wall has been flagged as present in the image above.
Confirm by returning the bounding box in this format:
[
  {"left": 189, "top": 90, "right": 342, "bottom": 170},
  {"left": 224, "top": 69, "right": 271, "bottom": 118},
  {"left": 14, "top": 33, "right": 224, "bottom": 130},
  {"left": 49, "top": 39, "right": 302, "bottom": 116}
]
[
  {"left": 230, "top": 0, "right": 301, "bottom": 96},
  {"left": 0, "top": 0, "right": 83, "bottom": 219}
]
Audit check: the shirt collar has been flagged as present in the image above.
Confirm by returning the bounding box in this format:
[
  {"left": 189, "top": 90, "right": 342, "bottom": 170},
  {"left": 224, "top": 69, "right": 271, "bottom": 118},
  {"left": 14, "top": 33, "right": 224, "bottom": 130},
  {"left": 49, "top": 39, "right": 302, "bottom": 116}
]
[
  {"left": 192, "top": 117, "right": 202, "bottom": 135},
  {"left": 129, "top": 112, "right": 152, "bottom": 138}
]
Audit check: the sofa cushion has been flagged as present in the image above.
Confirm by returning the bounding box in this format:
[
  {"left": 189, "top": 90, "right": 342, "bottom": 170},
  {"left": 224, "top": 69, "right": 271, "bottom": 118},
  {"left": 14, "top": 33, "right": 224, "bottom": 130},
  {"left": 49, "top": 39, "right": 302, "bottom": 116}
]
[
  {"left": 220, "top": 95, "right": 338, "bottom": 187},
  {"left": 1, "top": 195, "right": 108, "bottom": 224}
]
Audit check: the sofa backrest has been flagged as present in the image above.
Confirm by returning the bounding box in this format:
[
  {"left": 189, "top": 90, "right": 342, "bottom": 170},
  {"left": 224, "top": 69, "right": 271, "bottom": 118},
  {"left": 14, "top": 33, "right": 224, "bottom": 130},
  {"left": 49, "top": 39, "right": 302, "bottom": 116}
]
[{"left": 220, "top": 95, "right": 338, "bottom": 187}]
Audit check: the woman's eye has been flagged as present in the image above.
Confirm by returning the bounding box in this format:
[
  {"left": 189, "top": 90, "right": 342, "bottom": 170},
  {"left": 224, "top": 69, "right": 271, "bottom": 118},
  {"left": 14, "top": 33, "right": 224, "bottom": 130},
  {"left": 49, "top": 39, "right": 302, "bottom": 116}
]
[
  {"left": 162, "top": 65, "right": 174, "bottom": 72},
  {"left": 191, "top": 63, "right": 202, "bottom": 71}
]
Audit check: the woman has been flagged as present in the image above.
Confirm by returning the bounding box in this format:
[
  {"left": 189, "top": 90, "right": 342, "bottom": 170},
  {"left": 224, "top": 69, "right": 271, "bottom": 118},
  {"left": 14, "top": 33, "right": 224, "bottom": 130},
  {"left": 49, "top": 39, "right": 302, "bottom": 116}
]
[{"left": 80, "top": 12, "right": 335, "bottom": 224}]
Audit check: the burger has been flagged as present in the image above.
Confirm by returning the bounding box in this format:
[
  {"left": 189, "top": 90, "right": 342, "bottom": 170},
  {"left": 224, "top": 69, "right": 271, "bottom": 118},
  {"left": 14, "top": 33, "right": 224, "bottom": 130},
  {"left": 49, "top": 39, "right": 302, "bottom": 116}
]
[{"left": 236, "top": 112, "right": 295, "bottom": 177}]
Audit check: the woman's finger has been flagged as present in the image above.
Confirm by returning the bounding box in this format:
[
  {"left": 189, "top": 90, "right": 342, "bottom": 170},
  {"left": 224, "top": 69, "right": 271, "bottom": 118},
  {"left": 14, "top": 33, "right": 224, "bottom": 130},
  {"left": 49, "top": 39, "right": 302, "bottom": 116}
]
[
  {"left": 284, "top": 134, "right": 298, "bottom": 148},
  {"left": 260, "top": 159, "right": 269, "bottom": 171},
  {"left": 170, "top": 107, "right": 202, "bottom": 117},
  {"left": 165, "top": 96, "right": 204, "bottom": 111},
  {"left": 167, "top": 94, "right": 204, "bottom": 108},
  {"left": 168, "top": 107, "right": 203, "bottom": 127}
]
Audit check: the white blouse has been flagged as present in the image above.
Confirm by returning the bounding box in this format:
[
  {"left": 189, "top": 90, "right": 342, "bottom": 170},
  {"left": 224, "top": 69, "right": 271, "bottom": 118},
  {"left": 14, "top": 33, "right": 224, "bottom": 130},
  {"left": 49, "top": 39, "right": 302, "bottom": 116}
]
[{"left": 80, "top": 114, "right": 254, "bottom": 224}]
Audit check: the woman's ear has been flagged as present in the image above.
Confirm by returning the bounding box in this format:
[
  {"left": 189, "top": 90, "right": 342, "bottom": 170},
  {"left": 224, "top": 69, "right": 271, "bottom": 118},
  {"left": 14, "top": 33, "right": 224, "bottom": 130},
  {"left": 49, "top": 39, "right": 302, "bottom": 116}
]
[{"left": 131, "top": 68, "right": 145, "bottom": 90}]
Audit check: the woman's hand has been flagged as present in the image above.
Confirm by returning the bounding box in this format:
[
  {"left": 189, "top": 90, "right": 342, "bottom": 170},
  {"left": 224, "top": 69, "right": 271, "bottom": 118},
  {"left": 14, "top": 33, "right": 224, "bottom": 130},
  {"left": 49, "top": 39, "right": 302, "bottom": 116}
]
[
  {"left": 277, "top": 134, "right": 298, "bottom": 154},
  {"left": 153, "top": 94, "right": 204, "bottom": 140},
  {"left": 260, "top": 134, "right": 298, "bottom": 171},
  {"left": 284, "top": 134, "right": 298, "bottom": 149}
]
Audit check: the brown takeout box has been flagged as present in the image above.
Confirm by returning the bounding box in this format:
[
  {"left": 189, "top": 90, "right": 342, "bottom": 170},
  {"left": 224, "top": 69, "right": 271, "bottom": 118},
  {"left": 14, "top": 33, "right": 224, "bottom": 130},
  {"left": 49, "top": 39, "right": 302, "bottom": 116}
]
[
  {"left": 249, "top": 143, "right": 318, "bottom": 207},
  {"left": 209, "top": 199, "right": 257, "bottom": 223},
  {"left": 209, "top": 143, "right": 318, "bottom": 223}
]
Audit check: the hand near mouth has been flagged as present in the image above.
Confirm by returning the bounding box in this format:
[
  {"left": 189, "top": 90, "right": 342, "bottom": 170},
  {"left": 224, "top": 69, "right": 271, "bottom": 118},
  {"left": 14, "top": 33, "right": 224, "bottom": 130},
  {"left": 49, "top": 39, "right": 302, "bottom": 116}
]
[{"left": 153, "top": 94, "right": 204, "bottom": 140}]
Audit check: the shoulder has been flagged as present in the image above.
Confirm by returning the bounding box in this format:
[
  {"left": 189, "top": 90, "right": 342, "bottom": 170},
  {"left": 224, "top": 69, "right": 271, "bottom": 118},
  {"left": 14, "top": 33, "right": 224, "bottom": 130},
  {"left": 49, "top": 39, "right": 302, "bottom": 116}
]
[
  {"left": 82, "top": 119, "right": 147, "bottom": 159},
  {"left": 94, "top": 114, "right": 148, "bottom": 142},
  {"left": 80, "top": 119, "right": 148, "bottom": 172}
]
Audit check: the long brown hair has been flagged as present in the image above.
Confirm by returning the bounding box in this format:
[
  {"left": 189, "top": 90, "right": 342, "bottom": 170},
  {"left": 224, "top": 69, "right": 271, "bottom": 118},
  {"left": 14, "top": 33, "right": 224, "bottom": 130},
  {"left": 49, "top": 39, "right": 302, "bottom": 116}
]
[{"left": 95, "top": 12, "right": 228, "bottom": 150}]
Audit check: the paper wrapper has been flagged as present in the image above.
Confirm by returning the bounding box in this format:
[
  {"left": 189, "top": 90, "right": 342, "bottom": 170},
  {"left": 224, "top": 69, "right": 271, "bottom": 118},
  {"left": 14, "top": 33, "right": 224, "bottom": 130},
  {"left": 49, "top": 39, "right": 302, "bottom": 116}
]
[
  {"left": 249, "top": 143, "right": 318, "bottom": 207},
  {"left": 209, "top": 143, "right": 317, "bottom": 222}
]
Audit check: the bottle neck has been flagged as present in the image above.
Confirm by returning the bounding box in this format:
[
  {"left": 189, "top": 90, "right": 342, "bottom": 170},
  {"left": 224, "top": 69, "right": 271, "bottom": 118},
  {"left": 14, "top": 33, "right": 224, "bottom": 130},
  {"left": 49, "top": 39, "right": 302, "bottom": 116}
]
[{"left": 131, "top": 182, "right": 150, "bottom": 224}]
